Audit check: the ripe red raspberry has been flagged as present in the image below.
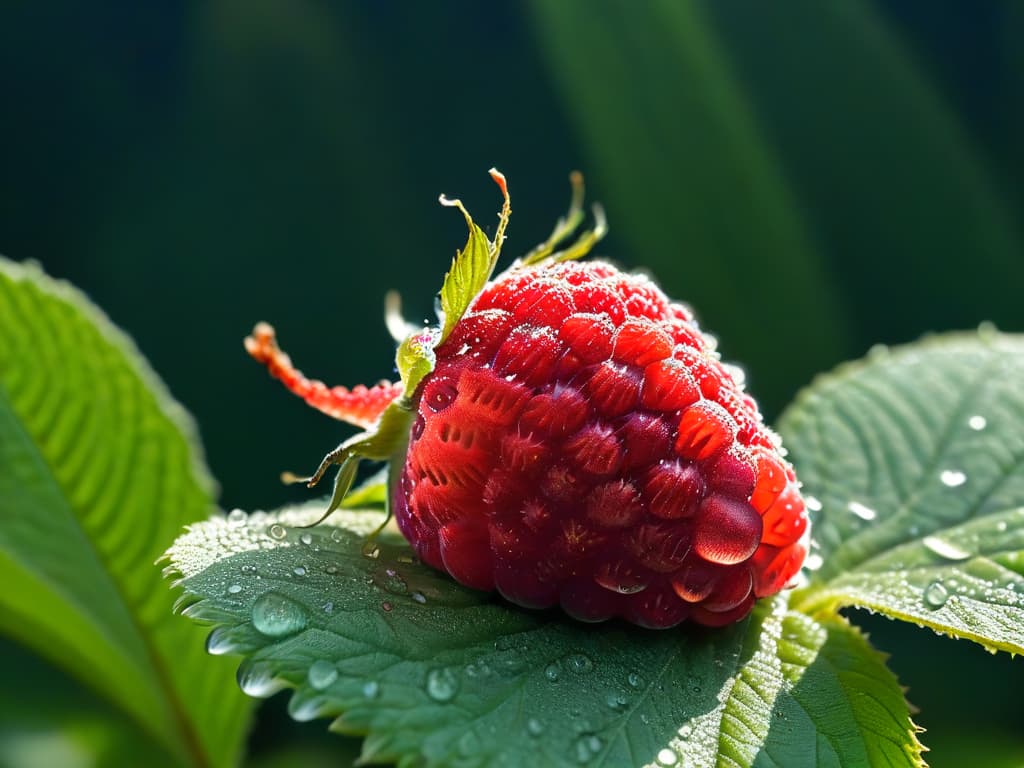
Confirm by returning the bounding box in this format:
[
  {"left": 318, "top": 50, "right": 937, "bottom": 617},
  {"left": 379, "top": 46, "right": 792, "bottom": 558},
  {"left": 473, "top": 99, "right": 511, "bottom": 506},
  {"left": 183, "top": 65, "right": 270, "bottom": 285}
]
[{"left": 246, "top": 171, "right": 809, "bottom": 629}]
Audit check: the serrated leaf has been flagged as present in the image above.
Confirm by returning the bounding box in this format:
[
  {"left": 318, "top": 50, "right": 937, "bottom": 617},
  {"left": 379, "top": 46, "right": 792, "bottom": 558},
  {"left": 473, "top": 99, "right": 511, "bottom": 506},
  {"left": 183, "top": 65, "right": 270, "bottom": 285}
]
[
  {"left": 0, "top": 259, "right": 251, "bottom": 767},
  {"left": 166, "top": 505, "right": 923, "bottom": 768},
  {"left": 779, "top": 331, "right": 1024, "bottom": 654},
  {"left": 437, "top": 203, "right": 496, "bottom": 345}
]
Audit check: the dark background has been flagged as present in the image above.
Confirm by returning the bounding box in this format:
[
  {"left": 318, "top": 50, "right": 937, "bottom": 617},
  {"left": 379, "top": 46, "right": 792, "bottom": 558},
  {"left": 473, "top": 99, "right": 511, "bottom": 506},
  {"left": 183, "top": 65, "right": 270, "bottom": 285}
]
[{"left": 1, "top": 2, "right": 1022, "bottom": 766}]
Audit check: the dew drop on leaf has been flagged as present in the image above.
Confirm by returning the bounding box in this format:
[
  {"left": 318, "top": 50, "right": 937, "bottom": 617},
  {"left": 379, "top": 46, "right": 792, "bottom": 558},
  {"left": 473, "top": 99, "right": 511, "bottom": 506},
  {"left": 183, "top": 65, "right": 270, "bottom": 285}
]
[
  {"left": 382, "top": 568, "right": 408, "bottom": 595},
  {"left": 251, "top": 592, "right": 307, "bottom": 637},
  {"left": 307, "top": 660, "right": 339, "bottom": 690},
  {"left": 300, "top": 533, "right": 313, "bottom": 546},
  {"left": 206, "top": 627, "right": 240, "bottom": 656},
  {"left": 566, "top": 653, "right": 594, "bottom": 674},
  {"left": 847, "top": 501, "right": 877, "bottom": 521},
  {"left": 922, "top": 536, "right": 971, "bottom": 561},
  {"left": 627, "top": 671, "right": 642, "bottom": 688},
  {"left": 322, "top": 601, "right": 334, "bottom": 614},
  {"left": 268, "top": 523, "right": 288, "bottom": 540},
  {"left": 968, "top": 415, "right": 987, "bottom": 431},
  {"left": 544, "top": 662, "right": 561, "bottom": 682},
  {"left": 381, "top": 601, "right": 393, "bottom": 612},
  {"left": 324, "top": 564, "right": 338, "bottom": 575},
  {"left": 605, "top": 690, "right": 629, "bottom": 710},
  {"left": 227, "top": 583, "right": 242, "bottom": 595},
  {"left": 940, "top": 470, "right": 967, "bottom": 487},
  {"left": 237, "top": 660, "right": 286, "bottom": 698},
  {"left": 362, "top": 541, "right": 381, "bottom": 559},
  {"left": 526, "top": 718, "right": 544, "bottom": 737},
  {"left": 411, "top": 590, "right": 427, "bottom": 604},
  {"left": 227, "top": 509, "right": 246, "bottom": 524},
  {"left": 362, "top": 680, "right": 380, "bottom": 699},
  {"left": 924, "top": 581, "right": 950, "bottom": 609},
  {"left": 293, "top": 566, "right": 307, "bottom": 577},
  {"left": 425, "top": 668, "right": 459, "bottom": 702},
  {"left": 657, "top": 748, "right": 678, "bottom": 766}
]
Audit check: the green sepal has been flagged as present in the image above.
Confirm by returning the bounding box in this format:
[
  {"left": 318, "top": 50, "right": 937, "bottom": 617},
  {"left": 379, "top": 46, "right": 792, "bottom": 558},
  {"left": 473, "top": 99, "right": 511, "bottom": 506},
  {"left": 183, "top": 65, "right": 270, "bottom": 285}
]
[
  {"left": 396, "top": 329, "right": 439, "bottom": 395},
  {"left": 437, "top": 198, "right": 499, "bottom": 344}
]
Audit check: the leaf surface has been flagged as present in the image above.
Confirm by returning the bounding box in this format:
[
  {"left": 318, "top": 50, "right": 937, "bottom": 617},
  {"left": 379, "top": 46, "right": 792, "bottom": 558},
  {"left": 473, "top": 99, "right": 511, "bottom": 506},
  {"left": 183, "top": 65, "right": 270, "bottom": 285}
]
[
  {"left": 780, "top": 332, "right": 1024, "bottom": 654},
  {"left": 166, "top": 506, "right": 923, "bottom": 768},
  {"left": 0, "top": 259, "right": 251, "bottom": 767}
]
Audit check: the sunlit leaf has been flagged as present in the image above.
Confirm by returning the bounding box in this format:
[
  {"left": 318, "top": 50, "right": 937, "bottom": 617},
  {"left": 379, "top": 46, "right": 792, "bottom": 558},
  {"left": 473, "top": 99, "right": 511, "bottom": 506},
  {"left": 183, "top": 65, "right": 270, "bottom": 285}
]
[
  {"left": 0, "top": 259, "right": 252, "bottom": 767},
  {"left": 166, "top": 505, "right": 922, "bottom": 768},
  {"left": 780, "top": 332, "right": 1024, "bottom": 654}
]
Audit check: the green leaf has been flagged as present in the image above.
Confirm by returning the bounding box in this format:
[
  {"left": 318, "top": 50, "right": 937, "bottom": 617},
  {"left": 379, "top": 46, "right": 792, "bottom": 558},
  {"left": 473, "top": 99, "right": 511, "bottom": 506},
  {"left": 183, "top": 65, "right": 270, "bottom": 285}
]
[
  {"left": 779, "top": 331, "right": 1024, "bottom": 654},
  {"left": 437, "top": 198, "right": 497, "bottom": 345},
  {"left": 0, "top": 259, "right": 252, "bottom": 768},
  {"left": 166, "top": 506, "right": 923, "bottom": 768}
]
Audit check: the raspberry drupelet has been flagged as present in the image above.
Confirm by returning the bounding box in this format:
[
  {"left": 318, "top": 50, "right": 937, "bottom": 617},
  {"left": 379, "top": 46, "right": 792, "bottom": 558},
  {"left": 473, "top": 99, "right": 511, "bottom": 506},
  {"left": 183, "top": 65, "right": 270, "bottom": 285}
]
[{"left": 246, "top": 170, "right": 809, "bottom": 629}]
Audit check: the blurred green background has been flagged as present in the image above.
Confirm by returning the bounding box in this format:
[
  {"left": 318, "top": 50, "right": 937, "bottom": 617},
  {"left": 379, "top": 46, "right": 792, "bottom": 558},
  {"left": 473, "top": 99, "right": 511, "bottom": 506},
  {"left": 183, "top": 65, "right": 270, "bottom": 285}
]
[{"left": 1, "top": 1, "right": 1022, "bottom": 766}]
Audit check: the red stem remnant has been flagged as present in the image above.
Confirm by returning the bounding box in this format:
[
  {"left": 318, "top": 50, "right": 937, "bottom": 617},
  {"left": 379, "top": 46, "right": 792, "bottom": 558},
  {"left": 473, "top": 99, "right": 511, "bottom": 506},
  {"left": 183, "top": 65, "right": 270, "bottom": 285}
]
[{"left": 244, "top": 322, "right": 402, "bottom": 428}]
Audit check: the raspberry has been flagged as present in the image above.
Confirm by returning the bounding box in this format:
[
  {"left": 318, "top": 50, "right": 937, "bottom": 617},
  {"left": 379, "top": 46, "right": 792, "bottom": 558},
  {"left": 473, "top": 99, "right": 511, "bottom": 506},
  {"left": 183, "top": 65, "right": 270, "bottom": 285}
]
[{"left": 246, "top": 171, "right": 809, "bottom": 629}]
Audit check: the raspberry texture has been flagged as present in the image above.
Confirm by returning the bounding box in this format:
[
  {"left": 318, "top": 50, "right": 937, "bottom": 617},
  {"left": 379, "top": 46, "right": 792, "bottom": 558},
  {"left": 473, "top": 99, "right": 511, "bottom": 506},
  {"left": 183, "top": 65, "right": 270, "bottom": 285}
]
[
  {"left": 247, "top": 172, "right": 809, "bottom": 629},
  {"left": 394, "top": 260, "right": 808, "bottom": 628}
]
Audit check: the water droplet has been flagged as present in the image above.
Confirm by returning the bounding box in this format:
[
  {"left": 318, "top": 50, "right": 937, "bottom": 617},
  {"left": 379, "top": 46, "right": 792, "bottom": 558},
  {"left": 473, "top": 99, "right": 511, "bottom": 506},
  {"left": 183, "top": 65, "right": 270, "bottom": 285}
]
[
  {"left": 382, "top": 568, "right": 408, "bottom": 595},
  {"left": 362, "top": 680, "right": 380, "bottom": 699},
  {"left": 362, "top": 541, "right": 380, "bottom": 559},
  {"left": 804, "top": 495, "right": 823, "bottom": 512},
  {"left": 227, "top": 509, "right": 246, "bottom": 524},
  {"left": 324, "top": 564, "right": 338, "bottom": 575},
  {"left": 330, "top": 528, "right": 345, "bottom": 543},
  {"left": 268, "top": 523, "right": 287, "bottom": 540},
  {"left": 804, "top": 553, "right": 824, "bottom": 571},
  {"left": 605, "top": 690, "right": 629, "bottom": 710},
  {"left": 924, "top": 581, "right": 949, "bottom": 609},
  {"left": 527, "top": 718, "right": 544, "bottom": 737},
  {"left": 292, "top": 566, "right": 307, "bottom": 577},
  {"left": 997, "top": 520, "right": 1008, "bottom": 532},
  {"left": 206, "top": 626, "right": 241, "bottom": 655},
  {"left": 940, "top": 470, "right": 967, "bottom": 488},
  {"left": 300, "top": 533, "right": 313, "bottom": 546},
  {"left": 566, "top": 653, "right": 593, "bottom": 674},
  {"left": 237, "top": 660, "right": 286, "bottom": 697},
  {"left": 425, "top": 668, "right": 459, "bottom": 702},
  {"left": 411, "top": 591, "right": 427, "bottom": 604},
  {"left": 308, "top": 660, "right": 339, "bottom": 690},
  {"left": 575, "top": 734, "right": 604, "bottom": 763},
  {"left": 847, "top": 501, "right": 877, "bottom": 521},
  {"left": 251, "top": 593, "right": 307, "bottom": 637},
  {"left": 240, "top": 564, "right": 258, "bottom": 575},
  {"left": 627, "top": 671, "right": 642, "bottom": 688},
  {"left": 657, "top": 748, "right": 678, "bottom": 766},
  {"left": 381, "top": 601, "right": 393, "bottom": 612},
  {"left": 226, "top": 583, "right": 242, "bottom": 595},
  {"left": 322, "top": 601, "right": 334, "bottom": 614},
  {"left": 922, "top": 536, "right": 971, "bottom": 561},
  {"left": 544, "top": 662, "right": 561, "bottom": 682}
]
